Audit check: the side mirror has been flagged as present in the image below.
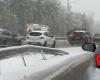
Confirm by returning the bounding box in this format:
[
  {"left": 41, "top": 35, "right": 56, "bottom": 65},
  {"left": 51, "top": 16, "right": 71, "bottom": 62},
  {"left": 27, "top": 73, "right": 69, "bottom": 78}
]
[{"left": 82, "top": 43, "right": 96, "bottom": 52}]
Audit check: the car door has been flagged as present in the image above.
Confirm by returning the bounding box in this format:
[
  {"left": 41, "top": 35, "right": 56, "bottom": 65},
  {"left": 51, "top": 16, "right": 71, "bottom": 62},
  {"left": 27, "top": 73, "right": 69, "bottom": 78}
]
[{"left": 44, "top": 32, "right": 54, "bottom": 46}]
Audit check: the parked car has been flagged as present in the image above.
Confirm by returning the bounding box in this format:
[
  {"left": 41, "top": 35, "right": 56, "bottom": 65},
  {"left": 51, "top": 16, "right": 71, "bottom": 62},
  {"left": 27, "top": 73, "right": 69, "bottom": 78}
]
[
  {"left": 68, "top": 30, "right": 92, "bottom": 45},
  {"left": 25, "top": 31, "right": 56, "bottom": 48},
  {"left": 0, "top": 29, "right": 22, "bottom": 46}
]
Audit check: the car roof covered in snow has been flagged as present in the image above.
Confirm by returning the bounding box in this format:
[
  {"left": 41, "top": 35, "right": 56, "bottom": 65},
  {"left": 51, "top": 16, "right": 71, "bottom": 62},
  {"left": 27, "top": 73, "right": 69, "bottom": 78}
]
[{"left": 30, "top": 30, "right": 49, "bottom": 33}]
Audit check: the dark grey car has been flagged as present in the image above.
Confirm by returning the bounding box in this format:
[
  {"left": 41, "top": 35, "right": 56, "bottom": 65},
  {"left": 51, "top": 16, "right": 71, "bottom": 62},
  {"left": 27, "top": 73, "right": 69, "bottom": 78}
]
[{"left": 0, "top": 29, "right": 22, "bottom": 46}]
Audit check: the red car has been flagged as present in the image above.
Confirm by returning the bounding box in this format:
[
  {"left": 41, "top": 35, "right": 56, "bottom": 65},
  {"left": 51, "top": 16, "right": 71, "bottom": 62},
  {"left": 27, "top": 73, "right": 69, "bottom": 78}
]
[{"left": 68, "top": 30, "right": 92, "bottom": 45}]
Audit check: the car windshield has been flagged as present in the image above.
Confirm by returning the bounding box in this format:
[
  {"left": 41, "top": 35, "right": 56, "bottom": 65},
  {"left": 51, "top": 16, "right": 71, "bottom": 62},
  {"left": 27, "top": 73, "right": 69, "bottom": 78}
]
[
  {"left": 29, "top": 32, "right": 42, "bottom": 36},
  {"left": 74, "top": 32, "right": 84, "bottom": 35},
  {"left": 0, "top": 0, "right": 100, "bottom": 80},
  {"left": 73, "top": 32, "right": 86, "bottom": 36}
]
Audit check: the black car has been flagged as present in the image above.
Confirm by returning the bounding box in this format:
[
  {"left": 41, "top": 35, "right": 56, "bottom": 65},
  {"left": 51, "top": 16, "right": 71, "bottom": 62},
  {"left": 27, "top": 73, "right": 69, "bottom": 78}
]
[{"left": 0, "top": 29, "right": 22, "bottom": 46}]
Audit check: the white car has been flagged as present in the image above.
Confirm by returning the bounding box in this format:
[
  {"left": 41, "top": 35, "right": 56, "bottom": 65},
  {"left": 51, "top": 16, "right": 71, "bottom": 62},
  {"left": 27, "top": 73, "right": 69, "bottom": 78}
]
[{"left": 25, "top": 31, "right": 56, "bottom": 47}]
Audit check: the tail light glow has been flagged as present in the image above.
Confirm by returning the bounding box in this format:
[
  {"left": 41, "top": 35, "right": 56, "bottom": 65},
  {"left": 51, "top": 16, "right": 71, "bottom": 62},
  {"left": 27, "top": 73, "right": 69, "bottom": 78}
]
[{"left": 95, "top": 54, "right": 100, "bottom": 67}]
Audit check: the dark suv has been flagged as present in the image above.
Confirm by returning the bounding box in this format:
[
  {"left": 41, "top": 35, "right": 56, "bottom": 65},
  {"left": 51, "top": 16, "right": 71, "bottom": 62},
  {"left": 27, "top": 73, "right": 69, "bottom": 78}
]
[
  {"left": 68, "top": 30, "right": 92, "bottom": 45},
  {"left": 0, "top": 29, "right": 22, "bottom": 46}
]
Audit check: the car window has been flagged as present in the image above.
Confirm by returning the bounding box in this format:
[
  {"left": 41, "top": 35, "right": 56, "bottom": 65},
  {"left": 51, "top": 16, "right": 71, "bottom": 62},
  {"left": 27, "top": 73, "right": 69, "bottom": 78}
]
[
  {"left": 29, "top": 32, "right": 42, "bottom": 36},
  {"left": 74, "top": 32, "right": 84, "bottom": 35},
  {"left": 44, "top": 32, "right": 48, "bottom": 36},
  {"left": 44, "top": 32, "right": 51, "bottom": 37}
]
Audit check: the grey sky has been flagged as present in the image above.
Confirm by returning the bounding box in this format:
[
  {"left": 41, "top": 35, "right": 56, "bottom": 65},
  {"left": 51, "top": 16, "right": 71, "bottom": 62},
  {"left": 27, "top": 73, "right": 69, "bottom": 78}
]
[{"left": 61, "top": 0, "right": 100, "bottom": 20}]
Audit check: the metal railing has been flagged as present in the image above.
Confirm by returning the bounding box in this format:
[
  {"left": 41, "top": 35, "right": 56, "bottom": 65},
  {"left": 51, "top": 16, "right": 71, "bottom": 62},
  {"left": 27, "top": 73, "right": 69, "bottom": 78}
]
[{"left": 55, "top": 37, "right": 68, "bottom": 40}]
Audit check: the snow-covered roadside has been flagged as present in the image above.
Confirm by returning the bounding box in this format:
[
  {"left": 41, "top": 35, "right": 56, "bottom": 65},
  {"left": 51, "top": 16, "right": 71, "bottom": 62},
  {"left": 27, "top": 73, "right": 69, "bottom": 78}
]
[
  {"left": 92, "top": 68, "right": 100, "bottom": 80},
  {"left": 0, "top": 47, "right": 86, "bottom": 80}
]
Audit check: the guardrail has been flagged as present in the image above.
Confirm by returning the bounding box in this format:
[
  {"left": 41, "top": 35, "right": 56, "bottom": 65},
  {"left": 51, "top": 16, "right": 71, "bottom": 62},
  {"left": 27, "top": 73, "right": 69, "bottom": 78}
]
[
  {"left": 0, "top": 45, "right": 95, "bottom": 80},
  {"left": 19, "top": 37, "right": 68, "bottom": 40},
  {"left": 55, "top": 37, "right": 68, "bottom": 40}
]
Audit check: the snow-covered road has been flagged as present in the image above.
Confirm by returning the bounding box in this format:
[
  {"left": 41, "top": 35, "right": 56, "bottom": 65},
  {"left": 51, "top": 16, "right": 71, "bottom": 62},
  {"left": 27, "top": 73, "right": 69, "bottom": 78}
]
[
  {"left": 92, "top": 68, "right": 100, "bottom": 80},
  {"left": 0, "top": 47, "right": 92, "bottom": 80}
]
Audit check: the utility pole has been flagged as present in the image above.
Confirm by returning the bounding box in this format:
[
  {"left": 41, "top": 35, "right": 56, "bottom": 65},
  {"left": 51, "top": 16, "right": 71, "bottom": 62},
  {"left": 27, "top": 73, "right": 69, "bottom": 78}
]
[
  {"left": 67, "top": 0, "right": 71, "bottom": 13},
  {"left": 66, "top": 0, "right": 73, "bottom": 33}
]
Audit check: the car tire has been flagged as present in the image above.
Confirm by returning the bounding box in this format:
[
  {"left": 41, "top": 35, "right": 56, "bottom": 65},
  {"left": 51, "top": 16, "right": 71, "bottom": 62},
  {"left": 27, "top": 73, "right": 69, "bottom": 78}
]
[
  {"left": 2, "top": 40, "right": 7, "bottom": 45},
  {"left": 17, "top": 40, "right": 22, "bottom": 45},
  {"left": 52, "top": 41, "right": 56, "bottom": 48},
  {"left": 43, "top": 41, "right": 47, "bottom": 47},
  {"left": 37, "top": 43, "right": 41, "bottom": 46}
]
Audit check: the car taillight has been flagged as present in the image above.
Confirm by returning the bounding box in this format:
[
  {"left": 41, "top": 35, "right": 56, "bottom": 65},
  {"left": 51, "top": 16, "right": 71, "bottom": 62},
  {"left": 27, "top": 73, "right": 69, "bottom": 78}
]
[{"left": 95, "top": 54, "right": 100, "bottom": 67}]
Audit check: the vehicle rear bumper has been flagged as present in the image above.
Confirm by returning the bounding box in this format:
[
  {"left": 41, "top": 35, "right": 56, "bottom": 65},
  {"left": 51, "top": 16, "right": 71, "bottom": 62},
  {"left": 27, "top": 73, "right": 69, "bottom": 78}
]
[
  {"left": 27, "top": 42, "right": 41, "bottom": 46},
  {"left": 72, "top": 41, "right": 83, "bottom": 43},
  {"left": 68, "top": 37, "right": 88, "bottom": 44}
]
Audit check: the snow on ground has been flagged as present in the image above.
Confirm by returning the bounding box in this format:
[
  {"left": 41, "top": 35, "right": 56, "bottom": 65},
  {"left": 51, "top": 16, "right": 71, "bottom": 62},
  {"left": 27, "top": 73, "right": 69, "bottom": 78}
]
[
  {"left": 92, "top": 68, "right": 100, "bottom": 80},
  {"left": 0, "top": 47, "right": 86, "bottom": 80}
]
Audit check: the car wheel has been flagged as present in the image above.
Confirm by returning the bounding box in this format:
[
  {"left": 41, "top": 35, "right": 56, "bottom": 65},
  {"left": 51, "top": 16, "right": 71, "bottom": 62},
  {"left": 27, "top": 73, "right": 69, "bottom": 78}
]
[
  {"left": 52, "top": 41, "right": 56, "bottom": 48},
  {"left": 2, "top": 40, "right": 7, "bottom": 45},
  {"left": 43, "top": 41, "right": 47, "bottom": 47},
  {"left": 37, "top": 43, "right": 41, "bottom": 46},
  {"left": 17, "top": 40, "right": 22, "bottom": 45}
]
